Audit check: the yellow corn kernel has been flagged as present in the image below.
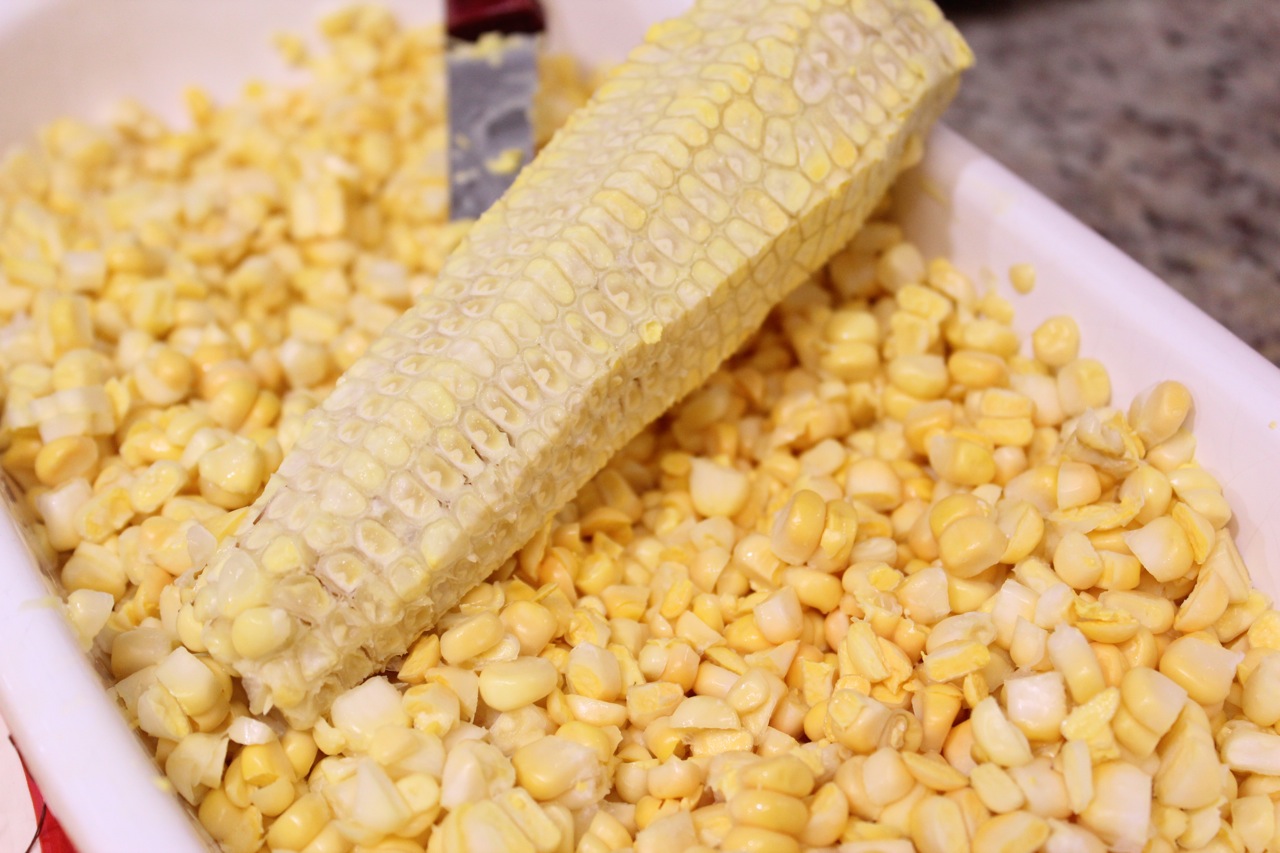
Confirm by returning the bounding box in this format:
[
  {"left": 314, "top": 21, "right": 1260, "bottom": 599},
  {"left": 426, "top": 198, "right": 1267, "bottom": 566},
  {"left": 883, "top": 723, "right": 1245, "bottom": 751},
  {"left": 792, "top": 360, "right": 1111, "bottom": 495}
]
[
  {"left": 901, "top": 751, "right": 968, "bottom": 792},
  {"left": 196, "top": 436, "right": 266, "bottom": 510},
  {"left": 1008, "top": 263, "right": 1036, "bottom": 294},
  {"left": 397, "top": 634, "right": 442, "bottom": 685},
  {"left": 1118, "top": 666, "right": 1187, "bottom": 741},
  {"left": 929, "top": 493, "right": 987, "bottom": 540},
  {"left": 922, "top": 640, "right": 991, "bottom": 684},
  {"left": 669, "top": 695, "right": 739, "bottom": 731},
  {"left": 780, "top": 568, "right": 842, "bottom": 615},
  {"left": 1129, "top": 381, "right": 1192, "bottom": 449},
  {"left": 896, "top": 565, "right": 950, "bottom": 625},
  {"left": 1242, "top": 652, "right": 1280, "bottom": 726},
  {"left": 887, "top": 354, "right": 949, "bottom": 400},
  {"left": 754, "top": 587, "right": 804, "bottom": 644},
  {"left": 1003, "top": 464, "right": 1058, "bottom": 515},
  {"left": 1003, "top": 671, "right": 1067, "bottom": 742},
  {"left": 878, "top": 242, "right": 926, "bottom": 291},
  {"left": 1120, "top": 464, "right": 1174, "bottom": 526},
  {"left": 949, "top": 350, "right": 1009, "bottom": 390},
  {"left": 240, "top": 740, "right": 294, "bottom": 789},
  {"left": 1154, "top": 718, "right": 1220, "bottom": 813},
  {"left": 1220, "top": 727, "right": 1280, "bottom": 777},
  {"left": 938, "top": 515, "right": 1008, "bottom": 579},
  {"left": 198, "top": 789, "right": 264, "bottom": 853},
  {"left": 724, "top": 614, "right": 771, "bottom": 654},
  {"left": 1057, "top": 358, "right": 1111, "bottom": 417},
  {"left": 1231, "top": 795, "right": 1275, "bottom": 853},
  {"left": 1097, "top": 590, "right": 1176, "bottom": 634},
  {"left": 970, "top": 810, "right": 1050, "bottom": 853},
  {"left": 719, "top": 825, "right": 801, "bottom": 853},
  {"left": 733, "top": 533, "right": 784, "bottom": 588},
  {"left": 799, "top": 781, "right": 848, "bottom": 848},
  {"left": 1158, "top": 634, "right": 1243, "bottom": 706},
  {"left": 134, "top": 345, "right": 195, "bottom": 407},
  {"left": 997, "top": 502, "right": 1043, "bottom": 565},
  {"left": 1061, "top": 692, "right": 1121, "bottom": 764},
  {"left": 1057, "top": 739, "right": 1094, "bottom": 816},
  {"left": 265, "top": 792, "right": 330, "bottom": 851},
  {"left": 646, "top": 756, "right": 704, "bottom": 801},
  {"left": 689, "top": 458, "right": 750, "bottom": 519},
  {"left": 1047, "top": 625, "right": 1106, "bottom": 704},
  {"left": 501, "top": 600, "right": 559, "bottom": 656},
  {"left": 976, "top": 416, "right": 1034, "bottom": 448},
  {"left": 928, "top": 433, "right": 996, "bottom": 487},
  {"left": 154, "top": 647, "right": 225, "bottom": 719},
  {"left": 1030, "top": 316, "right": 1079, "bottom": 369},
  {"left": 478, "top": 657, "right": 558, "bottom": 711},
  {"left": 768, "top": 489, "right": 825, "bottom": 565},
  {"left": 910, "top": 794, "right": 971, "bottom": 853},
  {"left": 728, "top": 788, "right": 809, "bottom": 837},
  {"left": 281, "top": 730, "right": 317, "bottom": 780},
  {"left": 566, "top": 642, "right": 623, "bottom": 701},
  {"left": 1079, "top": 762, "right": 1151, "bottom": 852},
  {"left": 846, "top": 456, "right": 904, "bottom": 512},
  {"left": 970, "top": 697, "right": 1033, "bottom": 768},
  {"left": 970, "top": 763, "right": 1025, "bottom": 815},
  {"left": 951, "top": 318, "right": 1020, "bottom": 358},
  {"left": 904, "top": 400, "right": 956, "bottom": 458},
  {"left": 1174, "top": 571, "right": 1231, "bottom": 635},
  {"left": 34, "top": 435, "right": 99, "bottom": 486},
  {"left": 439, "top": 613, "right": 505, "bottom": 665},
  {"left": 822, "top": 340, "right": 880, "bottom": 382},
  {"left": 1055, "top": 460, "right": 1100, "bottom": 510},
  {"left": 917, "top": 683, "right": 964, "bottom": 754},
  {"left": 511, "top": 735, "right": 599, "bottom": 803},
  {"left": 734, "top": 754, "right": 813, "bottom": 800},
  {"left": 825, "top": 306, "right": 881, "bottom": 344},
  {"left": 1097, "top": 550, "right": 1141, "bottom": 591},
  {"left": 1110, "top": 705, "right": 1162, "bottom": 759},
  {"left": 230, "top": 606, "right": 294, "bottom": 661},
  {"left": 1123, "top": 516, "right": 1193, "bottom": 583}
]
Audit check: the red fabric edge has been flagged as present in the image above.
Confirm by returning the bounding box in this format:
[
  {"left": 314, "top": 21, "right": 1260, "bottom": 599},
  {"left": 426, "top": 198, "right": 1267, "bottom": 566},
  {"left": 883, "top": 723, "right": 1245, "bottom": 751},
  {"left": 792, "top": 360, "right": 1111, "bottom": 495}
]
[{"left": 16, "top": 740, "right": 79, "bottom": 853}]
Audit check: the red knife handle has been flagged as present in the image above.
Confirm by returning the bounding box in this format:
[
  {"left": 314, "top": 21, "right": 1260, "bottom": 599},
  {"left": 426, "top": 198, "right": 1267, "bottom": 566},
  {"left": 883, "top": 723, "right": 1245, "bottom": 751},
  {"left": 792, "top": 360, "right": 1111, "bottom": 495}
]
[{"left": 446, "top": 0, "right": 545, "bottom": 41}]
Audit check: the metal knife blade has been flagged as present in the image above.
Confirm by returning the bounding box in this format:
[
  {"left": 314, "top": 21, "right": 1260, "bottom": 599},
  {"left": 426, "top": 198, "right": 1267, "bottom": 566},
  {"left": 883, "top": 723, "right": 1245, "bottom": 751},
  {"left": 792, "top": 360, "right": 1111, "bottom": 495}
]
[{"left": 445, "top": 0, "right": 545, "bottom": 221}]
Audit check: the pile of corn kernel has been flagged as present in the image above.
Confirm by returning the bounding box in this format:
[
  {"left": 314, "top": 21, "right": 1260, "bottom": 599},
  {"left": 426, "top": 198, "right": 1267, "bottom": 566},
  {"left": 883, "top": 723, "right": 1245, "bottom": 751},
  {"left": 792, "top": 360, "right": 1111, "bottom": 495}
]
[{"left": 3, "top": 6, "right": 1280, "bottom": 853}]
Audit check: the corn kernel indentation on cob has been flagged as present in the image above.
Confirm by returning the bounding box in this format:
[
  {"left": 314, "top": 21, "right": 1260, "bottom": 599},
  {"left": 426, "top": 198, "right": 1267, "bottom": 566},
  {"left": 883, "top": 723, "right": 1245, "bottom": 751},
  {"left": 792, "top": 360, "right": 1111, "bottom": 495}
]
[{"left": 187, "top": 0, "right": 972, "bottom": 725}]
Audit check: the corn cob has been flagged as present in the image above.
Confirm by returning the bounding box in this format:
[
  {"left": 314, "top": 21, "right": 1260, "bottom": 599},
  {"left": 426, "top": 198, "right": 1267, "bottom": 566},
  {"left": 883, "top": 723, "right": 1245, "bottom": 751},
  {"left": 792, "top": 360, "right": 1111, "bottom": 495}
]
[{"left": 186, "top": 0, "right": 972, "bottom": 725}]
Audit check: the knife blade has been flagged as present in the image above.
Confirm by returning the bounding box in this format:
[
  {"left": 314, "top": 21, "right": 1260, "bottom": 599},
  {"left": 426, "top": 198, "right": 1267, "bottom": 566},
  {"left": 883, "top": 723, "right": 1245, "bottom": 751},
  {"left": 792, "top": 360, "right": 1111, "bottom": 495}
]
[{"left": 445, "top": 0, "right": 545, "bottom": 221}]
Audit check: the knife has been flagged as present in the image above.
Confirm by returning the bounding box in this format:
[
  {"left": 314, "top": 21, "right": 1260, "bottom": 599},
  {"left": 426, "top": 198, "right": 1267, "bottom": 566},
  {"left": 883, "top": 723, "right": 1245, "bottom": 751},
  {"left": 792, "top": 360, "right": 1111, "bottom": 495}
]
[{"left": 445, "top": 0, "right": 545, "bottom": 221}]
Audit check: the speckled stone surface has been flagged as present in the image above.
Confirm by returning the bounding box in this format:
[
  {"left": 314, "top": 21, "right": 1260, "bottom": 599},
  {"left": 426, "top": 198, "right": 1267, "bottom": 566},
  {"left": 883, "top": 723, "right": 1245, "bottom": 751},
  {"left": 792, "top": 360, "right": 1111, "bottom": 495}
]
[{"left": 941, "top": 0, "right": 1280, "bottom": 363}]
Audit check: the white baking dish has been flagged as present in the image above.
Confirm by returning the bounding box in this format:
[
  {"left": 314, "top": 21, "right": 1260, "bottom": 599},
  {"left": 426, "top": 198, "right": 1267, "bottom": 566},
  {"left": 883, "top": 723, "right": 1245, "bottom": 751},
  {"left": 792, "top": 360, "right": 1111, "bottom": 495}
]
[{"left": 1, "top": 1, "right": 1278, "bottom": 851}]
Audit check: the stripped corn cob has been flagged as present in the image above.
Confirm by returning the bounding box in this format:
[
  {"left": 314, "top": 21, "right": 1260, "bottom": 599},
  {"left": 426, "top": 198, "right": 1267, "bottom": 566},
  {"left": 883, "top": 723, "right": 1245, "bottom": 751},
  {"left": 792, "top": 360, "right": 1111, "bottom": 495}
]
[{"left": 186, "top": 0, "right": 972, "bottom": 724}]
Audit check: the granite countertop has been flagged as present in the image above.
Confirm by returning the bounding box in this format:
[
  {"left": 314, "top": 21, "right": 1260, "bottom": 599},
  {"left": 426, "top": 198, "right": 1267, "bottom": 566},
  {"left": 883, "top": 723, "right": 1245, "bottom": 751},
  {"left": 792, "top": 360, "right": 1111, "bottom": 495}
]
[{"left": 941, "top": 0, "right": 1280, "bottom": 363}]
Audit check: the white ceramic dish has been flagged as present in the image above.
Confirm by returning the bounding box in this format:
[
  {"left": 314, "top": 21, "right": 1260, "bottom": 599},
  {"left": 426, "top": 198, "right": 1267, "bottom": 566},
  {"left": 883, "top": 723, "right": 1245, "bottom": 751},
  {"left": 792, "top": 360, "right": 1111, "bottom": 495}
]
[{"left": 1, "top": 1, "right": 1278, "bottom": 851}]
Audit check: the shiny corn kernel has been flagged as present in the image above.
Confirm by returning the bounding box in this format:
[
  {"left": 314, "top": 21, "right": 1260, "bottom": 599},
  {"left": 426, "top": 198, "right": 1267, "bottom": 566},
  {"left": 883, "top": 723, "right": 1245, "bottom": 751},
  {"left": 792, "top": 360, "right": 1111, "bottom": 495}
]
[
  {"left": 1158, "top": 635, "right": 1243, "bottom": 705},
  {"left": 728, "top": 788, "right": 810, "bottom": 836},
  {"left": 928, "top": 433, "right": 996, "bottom": 487},
  {"left": 971, "top": 810, "right": 1050, "bottom": 853},
  {"left": 440, "top": 613, "right": 505, "bottom": 665},
  {"left": 938, "top": 515, "right": 1007, "bottom": 579},
  {"left": 1057, "top": 358, "right": 1111, "bottom": 417},
  {"left": 478, "top": 657, "right": 558, "bottom": 711},
  {"left": 1031, "top": 316, "right": 1080, "bottom": 369},
  {"left": 770, "top": 489, "right": 826, "bottom": 565},
  {"left": 1123, "top": 517, "right": 1193, "bottom": 583}
]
